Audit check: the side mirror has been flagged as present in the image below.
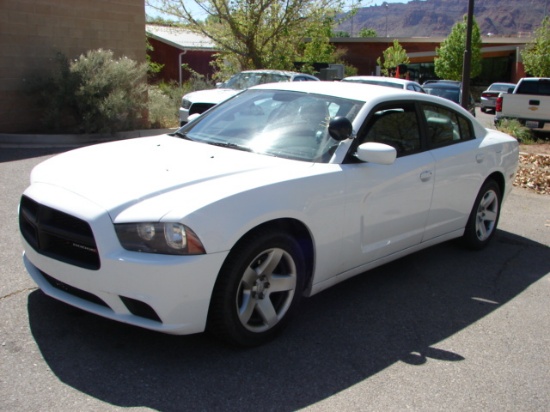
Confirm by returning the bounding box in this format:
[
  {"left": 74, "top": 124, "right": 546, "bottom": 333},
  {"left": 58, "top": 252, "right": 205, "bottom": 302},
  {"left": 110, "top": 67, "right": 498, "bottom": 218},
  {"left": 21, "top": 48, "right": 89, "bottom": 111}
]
[
  {"left": 188, "top": 113, "right": 201, "bottom": 123},
  {"left": 328, "top": 116, "right": 353, "bottom": 141},
  {"left": 356, "top": 142, "right": 396, "bottom": 165}
]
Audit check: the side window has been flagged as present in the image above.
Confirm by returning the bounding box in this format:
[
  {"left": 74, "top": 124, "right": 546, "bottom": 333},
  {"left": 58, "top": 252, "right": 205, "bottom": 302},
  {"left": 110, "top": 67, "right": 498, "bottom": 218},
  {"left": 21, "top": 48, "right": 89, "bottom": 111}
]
[
  {"left": 422, "top": 104, "right": 474, "bottom": 148},
  {"left": 293, "top": 75, "right": 316, "bottom": 82},
  {"left": 360, "top": 103, "right": 421, "bottom": 157}
]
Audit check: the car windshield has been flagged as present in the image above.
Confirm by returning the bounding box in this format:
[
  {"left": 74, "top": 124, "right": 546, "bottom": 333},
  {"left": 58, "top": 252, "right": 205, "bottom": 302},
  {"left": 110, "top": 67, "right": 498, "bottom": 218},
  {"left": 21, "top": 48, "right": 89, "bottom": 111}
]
[
  {"left": 424, "top": 87, "right": 460, "bottom": 103},
  {"left": 224, "top": 72, "right": 292, "bottom": 89},
  {"left": 178, "top": 89, "right": 364, "bottom": 163}
]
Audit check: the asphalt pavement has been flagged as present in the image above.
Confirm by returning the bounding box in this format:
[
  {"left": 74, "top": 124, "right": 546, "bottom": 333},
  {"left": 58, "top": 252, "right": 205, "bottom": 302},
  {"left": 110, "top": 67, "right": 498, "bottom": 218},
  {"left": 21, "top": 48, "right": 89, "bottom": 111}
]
[{"left": 0, "top": 124, "right": 549, "bottom": 411}]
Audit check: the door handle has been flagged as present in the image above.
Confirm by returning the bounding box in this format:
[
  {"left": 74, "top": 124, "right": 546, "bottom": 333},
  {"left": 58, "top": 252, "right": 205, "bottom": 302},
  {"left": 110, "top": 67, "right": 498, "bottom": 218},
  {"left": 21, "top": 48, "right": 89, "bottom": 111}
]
[
  {"left": 420, "top": 170, "right": 432, "bottom": 182},
  {"left": 476, "top": 153, "right": 485, "bottom": 163}
]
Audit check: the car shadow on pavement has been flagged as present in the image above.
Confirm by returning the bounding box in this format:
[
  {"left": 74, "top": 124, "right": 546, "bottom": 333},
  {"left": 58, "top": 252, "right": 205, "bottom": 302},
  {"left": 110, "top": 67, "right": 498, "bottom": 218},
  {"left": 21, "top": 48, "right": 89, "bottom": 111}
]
[{"left": 27, "top": 230, "right": 550, "bottom": 411}]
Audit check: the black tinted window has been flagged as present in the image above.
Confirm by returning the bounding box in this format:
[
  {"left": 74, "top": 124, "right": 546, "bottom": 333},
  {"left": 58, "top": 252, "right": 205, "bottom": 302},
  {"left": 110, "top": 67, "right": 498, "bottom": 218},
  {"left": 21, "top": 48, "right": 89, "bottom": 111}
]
[
  {"left": 422, "top": 104, "right": 474, "bottom": 148},
  {"left": 360, "top": 103, "right": 421, "bottom": 157}
]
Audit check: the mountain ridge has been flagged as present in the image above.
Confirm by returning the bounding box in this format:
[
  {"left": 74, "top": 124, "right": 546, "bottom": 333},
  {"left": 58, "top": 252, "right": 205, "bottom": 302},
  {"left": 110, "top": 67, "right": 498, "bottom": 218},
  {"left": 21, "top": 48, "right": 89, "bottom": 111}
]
[{"left": 337, "top": 0, "right": 549, "bottom": 37}]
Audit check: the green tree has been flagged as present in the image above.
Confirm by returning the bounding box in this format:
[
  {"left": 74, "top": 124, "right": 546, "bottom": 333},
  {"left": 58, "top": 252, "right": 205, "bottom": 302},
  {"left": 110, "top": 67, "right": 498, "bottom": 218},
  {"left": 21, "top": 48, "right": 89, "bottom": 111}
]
[
  {"left": 376, "top": 39, "right": 410, "bottom": 76},
  {"left": 146, "top": 37, "right": 164, "bottom": 79},
  {"left": 147, "top": 0, "right": 354, "bottom": 77},
  {"left": 334, "top": 31, "right": 351, "bottom": 37},
  {"left": 434, "top": 15, "right": 482, "bottom": 81},
  {"left": 521, "top": 17, "right": 550, "bottom": 77},
  {"left": 299, "top": 17, "right": 339, "bottom": 73},
  {"left": 358, "top": 28, "right": 377, "bottom": 37}
]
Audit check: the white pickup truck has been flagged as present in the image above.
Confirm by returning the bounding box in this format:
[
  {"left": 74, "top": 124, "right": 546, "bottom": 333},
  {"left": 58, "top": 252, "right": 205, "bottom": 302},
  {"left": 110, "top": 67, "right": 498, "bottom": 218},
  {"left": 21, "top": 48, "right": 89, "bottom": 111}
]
[{"left": 495, "top": 77, "right": 550, "bottom": 129}]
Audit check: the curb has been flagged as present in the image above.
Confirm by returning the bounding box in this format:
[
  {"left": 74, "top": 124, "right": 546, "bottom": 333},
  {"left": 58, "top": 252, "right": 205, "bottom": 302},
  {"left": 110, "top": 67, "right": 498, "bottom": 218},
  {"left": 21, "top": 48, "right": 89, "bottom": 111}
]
[{"left": 0, "top": 128, "right": 177, "bottom": 149}]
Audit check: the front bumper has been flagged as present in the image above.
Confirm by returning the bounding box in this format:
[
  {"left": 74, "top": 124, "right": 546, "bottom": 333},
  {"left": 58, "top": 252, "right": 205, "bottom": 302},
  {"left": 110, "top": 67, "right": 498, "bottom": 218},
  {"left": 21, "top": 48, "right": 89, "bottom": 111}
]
[
  {"left": 20, "top": 189, "right": 228, "bottom": 335},
  {"left": 23, "top": 243, "right": 228, "bottom": 335}
]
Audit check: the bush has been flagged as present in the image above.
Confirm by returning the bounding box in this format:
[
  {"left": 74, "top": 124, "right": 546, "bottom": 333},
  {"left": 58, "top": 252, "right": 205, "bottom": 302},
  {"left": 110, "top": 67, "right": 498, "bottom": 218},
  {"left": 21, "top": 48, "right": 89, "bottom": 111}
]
[
  {"left": 27, "top": 50, "right": 220, "bottom": 133},
  {"left": 29, "top": 49, "right": 149, "bottom": 133},
  {"left": 496, "top": 118, "right": 534, "bottom": 144},
  {"left": 147, "top": 85, "right": 179, "bottom": 129}
]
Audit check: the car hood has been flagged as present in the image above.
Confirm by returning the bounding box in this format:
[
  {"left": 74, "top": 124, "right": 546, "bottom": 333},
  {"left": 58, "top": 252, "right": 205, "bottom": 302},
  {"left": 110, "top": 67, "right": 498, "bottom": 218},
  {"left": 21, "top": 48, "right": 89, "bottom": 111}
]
[
  {"left": 29, "top": 134, "right": 315, "bottom": 221},
  {"left": 185, "top": 88, "right": 241, "bottom": 104}
]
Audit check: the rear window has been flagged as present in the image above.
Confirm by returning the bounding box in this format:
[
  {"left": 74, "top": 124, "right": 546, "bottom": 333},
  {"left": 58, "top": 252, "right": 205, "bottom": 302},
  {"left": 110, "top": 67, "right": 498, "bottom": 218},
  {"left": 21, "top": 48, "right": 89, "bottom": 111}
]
[{"left": 516, "top": 79, "right": 550, "bottom": 96}]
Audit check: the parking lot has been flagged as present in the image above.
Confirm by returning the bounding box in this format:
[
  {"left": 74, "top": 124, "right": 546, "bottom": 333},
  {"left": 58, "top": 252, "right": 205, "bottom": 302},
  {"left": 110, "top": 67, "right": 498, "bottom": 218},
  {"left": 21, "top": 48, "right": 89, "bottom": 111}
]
[{"left": 1, "top": 134, "right": 549, "bottom": 411}]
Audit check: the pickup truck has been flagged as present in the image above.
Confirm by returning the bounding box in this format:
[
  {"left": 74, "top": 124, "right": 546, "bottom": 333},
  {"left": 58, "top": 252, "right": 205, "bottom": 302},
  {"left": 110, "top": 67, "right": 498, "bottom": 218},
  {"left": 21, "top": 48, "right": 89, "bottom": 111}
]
[{"left": 495, "top": 77, "right": 550, "bottom": 129}]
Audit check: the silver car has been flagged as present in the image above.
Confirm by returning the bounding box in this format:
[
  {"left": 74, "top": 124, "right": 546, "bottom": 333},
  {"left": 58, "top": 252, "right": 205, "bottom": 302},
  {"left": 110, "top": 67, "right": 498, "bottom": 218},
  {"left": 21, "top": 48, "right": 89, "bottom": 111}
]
[{"left": 480, "top": 82, "right": 516, "bottom": 113}]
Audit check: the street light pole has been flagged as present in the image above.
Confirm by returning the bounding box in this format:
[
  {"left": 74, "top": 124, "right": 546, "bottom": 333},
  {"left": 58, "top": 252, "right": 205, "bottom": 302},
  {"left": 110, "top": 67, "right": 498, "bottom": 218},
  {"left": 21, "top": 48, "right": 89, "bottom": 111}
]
[
  {"left": 385, "top": 2, "right": 389, "bottom": 37},
  {"left": 461, "top": 0, "right": 475, "bottom": 110}
]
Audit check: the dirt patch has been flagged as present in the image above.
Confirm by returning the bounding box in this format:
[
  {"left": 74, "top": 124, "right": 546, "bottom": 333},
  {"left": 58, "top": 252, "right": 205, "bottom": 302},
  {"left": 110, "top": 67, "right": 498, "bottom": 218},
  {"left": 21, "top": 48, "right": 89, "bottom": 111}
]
[{"left": 520, "top": 141, "right": 550, "bottom": 155}]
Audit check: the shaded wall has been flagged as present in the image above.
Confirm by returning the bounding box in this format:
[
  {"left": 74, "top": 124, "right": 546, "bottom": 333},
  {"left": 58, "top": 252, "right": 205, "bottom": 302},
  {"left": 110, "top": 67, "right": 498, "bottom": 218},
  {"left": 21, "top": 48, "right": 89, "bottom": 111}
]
[
  {"left": 0, "top": 0, "right": 146, "bottom": 133},
  {"left": 147, "top": 38, "right": 216, "bottom": 84}
]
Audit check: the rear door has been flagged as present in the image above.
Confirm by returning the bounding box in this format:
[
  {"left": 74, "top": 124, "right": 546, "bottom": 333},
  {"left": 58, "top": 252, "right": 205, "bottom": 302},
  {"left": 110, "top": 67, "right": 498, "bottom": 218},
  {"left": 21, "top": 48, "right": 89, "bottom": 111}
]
[{"left": 420, "top": 103, "right": 487, "bottom": 241}]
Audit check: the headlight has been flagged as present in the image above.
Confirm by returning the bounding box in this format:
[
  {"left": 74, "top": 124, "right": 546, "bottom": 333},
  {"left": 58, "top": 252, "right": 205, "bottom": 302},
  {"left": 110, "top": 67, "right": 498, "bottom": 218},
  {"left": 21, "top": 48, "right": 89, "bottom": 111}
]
[
  {"left": 115, "top": 222, "right": 205, "bottom": 255},
  {"left": 181, "top": 98, "right": 192, "bottom": 109}
]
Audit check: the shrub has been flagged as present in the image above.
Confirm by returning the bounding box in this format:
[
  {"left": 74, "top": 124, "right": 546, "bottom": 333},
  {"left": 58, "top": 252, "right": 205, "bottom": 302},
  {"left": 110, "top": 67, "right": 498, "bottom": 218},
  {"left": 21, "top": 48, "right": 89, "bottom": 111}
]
[
  {"left": 496, "top": 118, "right": 534, "bottom": 144},
  {"left": 29, "top": 49, "right": 149, "bottom": 133},
  {"left": 147, "top": 85, "right": 179, "bottom": 129}
]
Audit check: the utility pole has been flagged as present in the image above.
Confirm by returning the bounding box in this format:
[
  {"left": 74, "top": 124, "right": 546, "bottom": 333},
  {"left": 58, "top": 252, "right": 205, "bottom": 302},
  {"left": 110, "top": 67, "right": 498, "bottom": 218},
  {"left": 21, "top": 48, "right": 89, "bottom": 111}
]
[
  {"left": 385, "top": 2, "right": 389, "bottom": 37},
  {"left": 461, "top": 0, "right": 474, "bottom": 110}
]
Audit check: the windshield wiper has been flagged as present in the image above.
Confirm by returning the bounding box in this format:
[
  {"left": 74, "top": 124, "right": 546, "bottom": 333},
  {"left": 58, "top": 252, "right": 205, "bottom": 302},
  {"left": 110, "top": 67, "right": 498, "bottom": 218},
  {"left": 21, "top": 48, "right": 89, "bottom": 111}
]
[
  {"left": 171, "top": 131, "right": 194, "bottom": 141},
  {"left": 206, "top": 141, "right": 253, "bottom": 152}
]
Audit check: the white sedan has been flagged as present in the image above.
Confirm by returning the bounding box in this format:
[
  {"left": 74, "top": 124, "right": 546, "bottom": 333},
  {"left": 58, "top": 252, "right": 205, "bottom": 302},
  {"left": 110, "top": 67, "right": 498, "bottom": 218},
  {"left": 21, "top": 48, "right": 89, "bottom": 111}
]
[
  {"left": 19, "top": 82, "right": 519, "bottom": 346},
  {"left": 341, "top": 75, "right": 426, "bottom": 93}
]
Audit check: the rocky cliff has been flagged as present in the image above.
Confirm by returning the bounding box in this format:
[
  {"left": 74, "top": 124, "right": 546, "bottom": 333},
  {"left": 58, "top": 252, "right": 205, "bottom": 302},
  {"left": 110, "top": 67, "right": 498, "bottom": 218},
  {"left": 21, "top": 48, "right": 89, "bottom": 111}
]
[{"left": 337, "top": 0, "right": 549, "bottom": 37}]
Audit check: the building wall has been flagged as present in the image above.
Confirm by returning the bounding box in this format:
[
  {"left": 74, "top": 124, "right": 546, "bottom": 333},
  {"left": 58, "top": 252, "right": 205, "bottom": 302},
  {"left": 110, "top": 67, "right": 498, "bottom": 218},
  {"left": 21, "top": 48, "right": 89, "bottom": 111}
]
[
  {"left": 333, "top": 38, "right": 527, "bottom": 83},
  {"left": 0, "top": 0, "right": 146, "bottom": 133},
  {"left": 148, "top": 38, "right": 216, "bottom": 84}
]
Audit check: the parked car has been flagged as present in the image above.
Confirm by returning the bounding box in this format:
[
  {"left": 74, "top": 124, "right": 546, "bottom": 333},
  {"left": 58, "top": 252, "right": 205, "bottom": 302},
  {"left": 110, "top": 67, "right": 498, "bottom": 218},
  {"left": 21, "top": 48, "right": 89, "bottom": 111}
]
[
  {"left": 422, "top": 80, "right": 476, "bottom": 116},
  {"left": 179, "top": 70, "right": 319, "bottom": 125},
  {"left": 480, "top": 82, "right": 516, "bottom": 113},
  {"left": 341, "top": 75, "right": 425, "bottom": 93},
  {"left": 20, "top": 81, "right": 519, "bottom": 347},
  {"left": 495, "top": 77, "right": 550, "bottom": 128}
]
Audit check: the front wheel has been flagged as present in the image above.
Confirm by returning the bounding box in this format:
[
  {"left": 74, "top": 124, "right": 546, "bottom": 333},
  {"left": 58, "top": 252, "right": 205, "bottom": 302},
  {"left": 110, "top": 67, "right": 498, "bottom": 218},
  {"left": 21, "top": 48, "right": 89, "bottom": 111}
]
[
  {"left": 461, "top": 179, "right": 502, "bottom": 250},
  {"left": 207, "top": 230, "right": 305, "bottom": 346}
]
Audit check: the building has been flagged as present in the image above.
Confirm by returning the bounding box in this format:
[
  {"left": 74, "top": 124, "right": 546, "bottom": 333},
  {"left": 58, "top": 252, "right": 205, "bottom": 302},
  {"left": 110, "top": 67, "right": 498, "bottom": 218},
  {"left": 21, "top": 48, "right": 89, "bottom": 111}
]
[
  {"left": 146, "top": 25, "right": 217, "bottom": 85},
  {"left": 332, "top": 36, "right": 528, "bottom": 84},
  {"left": 0, "top": 0, "right": 146, "bottom": 133},
  {"left": 145, "top": 28, "right": 529, "bottom": 86}
]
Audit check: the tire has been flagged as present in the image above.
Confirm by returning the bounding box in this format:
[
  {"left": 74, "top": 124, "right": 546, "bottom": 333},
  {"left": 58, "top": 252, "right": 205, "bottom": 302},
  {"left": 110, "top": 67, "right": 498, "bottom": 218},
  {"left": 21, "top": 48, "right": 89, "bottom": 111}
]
[
  {"left": 461, "top": 179, "right": 502, "bottom": 250},
  {"left": 207, "top": 229, "right": 305, "bottom": 346}
]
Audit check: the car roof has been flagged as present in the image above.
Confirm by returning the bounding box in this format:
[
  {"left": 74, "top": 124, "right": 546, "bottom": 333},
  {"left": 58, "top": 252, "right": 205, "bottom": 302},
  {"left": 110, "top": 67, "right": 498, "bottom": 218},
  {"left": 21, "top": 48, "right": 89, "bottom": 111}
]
[
  {"left": 251, "top": 80, "right": 461, "bottom": 106},
  {"left": 423, "top": 80, "right": 461, "bottom": 85},
  {"left": 236, "top": 69, "right": 307, "bottom": 76},
  {"left": 423, "top": 82, "right": 461, "bottom": 89},
  {"left": 342, "top": 76, "right": 419, "bottom": 86}
]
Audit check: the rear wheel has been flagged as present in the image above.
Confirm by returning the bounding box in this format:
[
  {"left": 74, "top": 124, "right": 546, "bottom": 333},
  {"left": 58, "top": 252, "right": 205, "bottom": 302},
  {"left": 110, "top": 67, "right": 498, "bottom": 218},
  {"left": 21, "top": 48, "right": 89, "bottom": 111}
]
[
  {"left": 207, "top": 230, "right": 305, "bottom": 346},
  {"left": 461, "top": 179, "right": 502, "bottom": 250}
]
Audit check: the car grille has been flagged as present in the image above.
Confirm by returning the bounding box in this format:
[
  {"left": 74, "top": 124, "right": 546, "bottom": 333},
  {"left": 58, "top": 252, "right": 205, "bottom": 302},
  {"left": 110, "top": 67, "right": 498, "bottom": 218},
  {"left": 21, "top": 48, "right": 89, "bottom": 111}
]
[
  {"left": 19, "top": 195, "right": 100, "bottom": 270},
  {"left": 190, "top": 103, "right": 216, "bottom": 115}
]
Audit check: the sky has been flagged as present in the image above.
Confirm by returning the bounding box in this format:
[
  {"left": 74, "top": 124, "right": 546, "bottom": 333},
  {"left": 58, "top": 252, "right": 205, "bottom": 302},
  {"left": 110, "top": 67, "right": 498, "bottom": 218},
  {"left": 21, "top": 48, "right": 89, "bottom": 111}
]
[{"left": 146, "top": 0, "right": 414, "bottom": 20}]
